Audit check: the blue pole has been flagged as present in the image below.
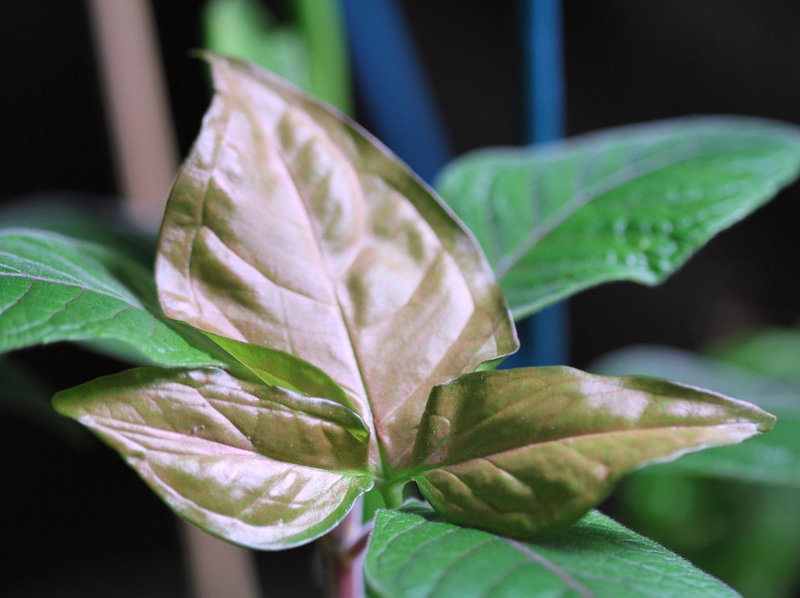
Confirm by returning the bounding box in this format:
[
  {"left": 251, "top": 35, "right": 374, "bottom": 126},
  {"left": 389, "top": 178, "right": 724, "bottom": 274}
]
[
  {"left": 522, "top": 0, "right": 568, "bottom": 366},
  {"left": 340, "top": 0, "right": 451, "bottom": 183}
]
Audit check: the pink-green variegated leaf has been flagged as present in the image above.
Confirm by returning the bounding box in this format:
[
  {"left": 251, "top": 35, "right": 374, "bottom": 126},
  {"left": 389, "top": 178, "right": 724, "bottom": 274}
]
[
  {"left": 53, "top": 367, "right": 372, "bottom": 549},
  {"left": 155, "top": 55, "right": 517, "bottom": 471},
  {"left": 410, "top": 367, "right": 774, "bottom": 538}
]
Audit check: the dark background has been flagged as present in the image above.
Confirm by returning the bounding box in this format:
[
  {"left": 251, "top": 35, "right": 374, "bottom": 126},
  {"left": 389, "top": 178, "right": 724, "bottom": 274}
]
[{"left": 2, "top": 1, "right": 799, "bottom": 595}]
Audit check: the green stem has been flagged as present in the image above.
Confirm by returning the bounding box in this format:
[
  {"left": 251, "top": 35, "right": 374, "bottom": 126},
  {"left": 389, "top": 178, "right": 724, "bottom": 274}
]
[
  {"left": 294, "top": 0, "right": 352, "bottom": 114},
  {"left": 379, "top": 480, "right": 406, "bottom": 510}
]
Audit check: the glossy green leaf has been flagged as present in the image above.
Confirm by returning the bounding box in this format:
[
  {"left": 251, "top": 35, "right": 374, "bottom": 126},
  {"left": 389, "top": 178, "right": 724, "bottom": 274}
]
[
  {"left": 437, "top": 117, "right": 800, "bottom": 319},
  {"left": 409, "top": 367, "right": 774, "bottom": 537},
  {"left": 206, "top": 332, "right": 351, "bottom": 406},
  {"left": 592, "top": 346, "right": 800, "bottom": 487},
  {"left": 156, "top": 55, "right": 517, "bottom": 472},
  {"left": 365, "top": 502, "right": 737, "bottom": 598},
  {"left": 53, "top": 367, "right": 373, "bottom": 549},
  {"left": 0, "top": 229, "right": 224, "bottom": 367}
]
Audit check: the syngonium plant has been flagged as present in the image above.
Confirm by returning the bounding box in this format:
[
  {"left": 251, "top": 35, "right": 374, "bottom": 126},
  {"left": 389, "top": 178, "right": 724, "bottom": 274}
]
[
  {"left": 6, "top": 54, "right": 800, "bottom": 595},
  {"left": 49, "top": 53, "right": 782, "bottom": 542}
]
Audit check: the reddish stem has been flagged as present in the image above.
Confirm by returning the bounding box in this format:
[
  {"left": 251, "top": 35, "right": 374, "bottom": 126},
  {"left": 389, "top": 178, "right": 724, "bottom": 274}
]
[{"left": 324, "top": 500, "right": 373, "bottom": 598}]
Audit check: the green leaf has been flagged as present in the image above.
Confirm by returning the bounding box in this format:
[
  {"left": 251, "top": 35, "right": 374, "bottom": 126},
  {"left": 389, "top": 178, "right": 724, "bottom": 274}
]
[
  {"left": 365, "top": 502, "right": 737, "bottom": 598},
  {"left": 591, "top": 346, "right": 800, "bottom": 487},
  {"left": 0, "top": 229, "right": 224, "bottom": 367},
  {"left": 293, "top": 0, "right": 353, "bottom": 114},
  {"left": 203, "top": 0, "right": 311, "bottom": 93},
  {"left": 0, "top": 194, "right": 155, "bottom": 266},
  {"left": 206, "top": 332, "right": 352, "bottom": 407},
  {"left": 436, "top": 117, "right": 800, "bottom": 319},
  {"left": 618, "top": 476, "right": 800, "bottom": 598},
  {"left": 707, "top": 327, "right": 800, "bottom": 386},
  {"left": 409, "top": 367, "right": 773, "bottom": 537},
  {"left": 155, "top": 55, "right": 517, "bottom": 472},
  {"left": 52, "top": 367, "right": 373, "bottom": 549}
]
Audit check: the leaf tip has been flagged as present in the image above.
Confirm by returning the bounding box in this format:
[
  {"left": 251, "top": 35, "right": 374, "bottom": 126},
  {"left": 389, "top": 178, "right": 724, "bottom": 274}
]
[
  {"left": 50, "top": 389, "right": 73, "bottom": 418},
  {"left": 754, "top": 407, "right": 777, "bottom": 433}
]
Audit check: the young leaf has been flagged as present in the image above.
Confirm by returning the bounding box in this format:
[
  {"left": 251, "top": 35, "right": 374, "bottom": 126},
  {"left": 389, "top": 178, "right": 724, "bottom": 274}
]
[
  {"left": 0, "top": 229, "right": 224, "bottom": 367},
  {"left": 52, "top": 367, "right": 373, "bottom": 549},
  {"left": 365, "top": 502, "right": 737, "bottom": 598},
  {"left": 436, "top": 117, "right": 800, "bottom": 319},
  {"left": 155, "top": 55, "right": 517, "bottom": 471},
  {"left": 206, "top": 332, "right": 352, "bottom": 406},
  {"left": 592, "top": 346, "right": 800, "bottom": 487},
  {"left": 409, "top": 367, "right": 774, "bottom": 537}
]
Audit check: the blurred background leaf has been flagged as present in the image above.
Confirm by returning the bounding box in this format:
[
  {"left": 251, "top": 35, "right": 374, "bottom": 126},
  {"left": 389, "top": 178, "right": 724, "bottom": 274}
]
[
  {"left": 0, "top": 354, "right": 84, "bottom": 443},
  {"left": 203, "top": 0, "right": 351, "bottom": 113},
  {"left": 592, "top": 342, "right": 800, "bottom": 597},
  {"left": 0, "top": 194, "right": 155, "bottom": 266}
]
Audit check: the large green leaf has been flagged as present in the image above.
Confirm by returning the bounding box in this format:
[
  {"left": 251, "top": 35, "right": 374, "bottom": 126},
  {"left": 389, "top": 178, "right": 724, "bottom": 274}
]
[
  {"left": 365, "top": 502, "right": 737, "bottom": 598},
  {"left": 592, "top": 346, "right": 800, "bottom": 487},
  {"left": 0, "top": 229, "right": 224, "bottom": 367},
  {"left": 155, "top": 55, "right": 517, "bottom": 472},
  {"left": 408, "top": 367, "right": 773, "bottom": 537},
  {"left": 436, "top": 117, "right": 800, "bottom": 319},
  {"left": 52, "top": 367, "right": 373, "bottom": 549}
]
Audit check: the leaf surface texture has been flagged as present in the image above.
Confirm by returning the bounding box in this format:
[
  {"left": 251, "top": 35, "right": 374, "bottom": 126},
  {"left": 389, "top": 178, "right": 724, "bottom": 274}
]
[
  {"left": 410, "top": 367, "right": 774, "bottom": 536},
  {"left": 437, "top": 117, "right": 800, "bottom": 318},
  {"left": 365, "top": 503, "right": 737, "bottom": 598},
  {"left": 0, "top": 229, "right": 223, "bottom": 367},
  {"left": 156, "top": 56, "right": 516, "bottom": 470},
  {"left": 53, "top": 367, "right": 372, "bottom": 549}
]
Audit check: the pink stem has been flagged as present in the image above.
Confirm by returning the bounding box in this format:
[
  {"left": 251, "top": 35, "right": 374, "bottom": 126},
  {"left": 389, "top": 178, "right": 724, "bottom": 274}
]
[{"left": 325, "top": 499, "right": 373, "bottom": 598}]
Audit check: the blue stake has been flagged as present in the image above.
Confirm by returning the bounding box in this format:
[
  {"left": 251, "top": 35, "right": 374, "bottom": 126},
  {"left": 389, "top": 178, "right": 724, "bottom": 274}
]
[
  {"left": 522, "top": 0, "right": 568, "bottom": 367},
  {"left": 340, "top": 0, "right": 451, "bottom": 182}
]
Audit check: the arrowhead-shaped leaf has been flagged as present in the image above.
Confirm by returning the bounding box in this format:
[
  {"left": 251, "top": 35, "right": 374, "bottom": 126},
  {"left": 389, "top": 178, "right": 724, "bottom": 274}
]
[
  {"left": 592, "top": 346, "right": 800, "bottom": 487},
  {"left": 436, "top": 117, "right": 800, "bottom": 319},
  {"left": 409, "top": 367, "right": 774, "bottom": 537},
  {"left": 0, "top": 229, "right": 224, "bottom": 367},
  {"left": 155, "top": 55, "right": 517, "bottom": 471},
  {"left": 52, "top": 367, "right": 373, "bottom": 549},
  {"left": 365, "top": 502, "right": 737, "bottom": 598}
]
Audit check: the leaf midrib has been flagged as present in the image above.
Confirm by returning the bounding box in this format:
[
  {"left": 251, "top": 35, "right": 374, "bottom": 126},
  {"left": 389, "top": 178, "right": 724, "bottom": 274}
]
[
  {"left": 503, "top": 537, "right": 595, "bottom": 598},
  {"left": 0, "top": 235, "right": 142, "bottom": 300},
  {"left": 494, "top": 139, "right": 754, "bottom": 278},
  {"left": 410, "top": 420, "right": 756, "bottom": 475},
  {"left": 237, "top": 88, "right": 382, "bottom": 468},
  {"left": 0, "top": 271, "right": 146, "bottom": 311},
  {"left": 87, "top": 413, "right": 371, "bottom": 477}
]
